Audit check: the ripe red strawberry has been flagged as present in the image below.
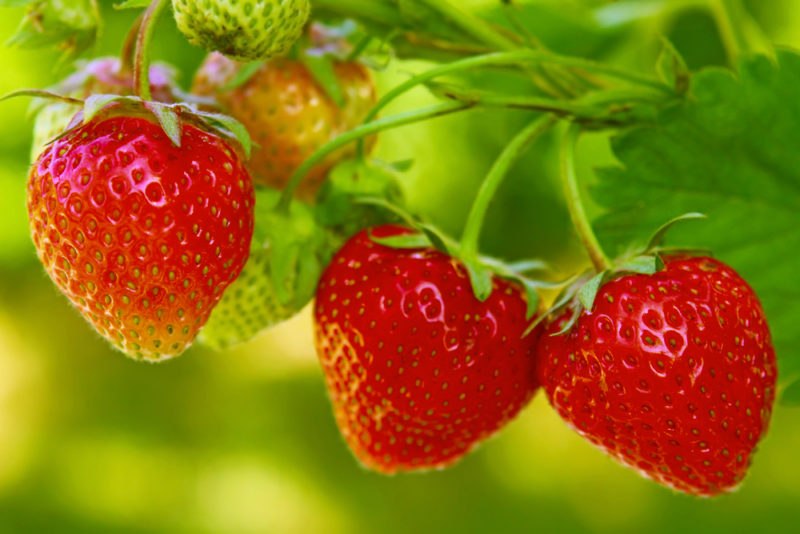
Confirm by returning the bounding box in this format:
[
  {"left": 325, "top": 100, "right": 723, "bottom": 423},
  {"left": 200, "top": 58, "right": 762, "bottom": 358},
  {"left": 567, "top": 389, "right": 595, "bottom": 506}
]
[
  {"left": 537, "top": 256, "right": 777, "bottom": 496},
  {"left": 192, "top": 52, "right": 376, "bottom": 200},
  {"left": 27, "top": 107, "right": 255, "bottom": 361},
  {"left": 313, "top": 225, "right": 542, "bottom": 472}
]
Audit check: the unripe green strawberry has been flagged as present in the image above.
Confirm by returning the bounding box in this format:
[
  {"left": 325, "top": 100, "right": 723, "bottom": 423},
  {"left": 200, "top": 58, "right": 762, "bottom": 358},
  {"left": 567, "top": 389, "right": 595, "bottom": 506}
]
[
  {"left": 199, "top": 189, "right": 331, "bottom": 350},
  {"left": 197, "top": 249, "right": 293, "bottom": 349},
  {"left": 172, "top": 0, "right": 311, "bottom": 61}
]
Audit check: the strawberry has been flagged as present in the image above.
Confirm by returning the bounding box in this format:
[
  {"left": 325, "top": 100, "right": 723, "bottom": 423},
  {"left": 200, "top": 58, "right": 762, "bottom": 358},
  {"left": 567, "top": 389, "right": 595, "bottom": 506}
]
[
  {"left": 172, "top": 0, "right": 311, "bottom": 61},
  {"left": 313, "top": 225, "right": 542, "bottom": 472},
  {"left": 27, "top": 104, "right": 255, "bottom": 361},
  {"left": 199, "top": 189, "right": 331, "bottom": 350},
  {"left": 537, "top": 256, "right": 777, "bottom": 496},
  {"left": 30, "top": 57, "right": 179, "bottom": 160},
  {"left": 192, "top": 51, "right": 376, "bottom": 200}
]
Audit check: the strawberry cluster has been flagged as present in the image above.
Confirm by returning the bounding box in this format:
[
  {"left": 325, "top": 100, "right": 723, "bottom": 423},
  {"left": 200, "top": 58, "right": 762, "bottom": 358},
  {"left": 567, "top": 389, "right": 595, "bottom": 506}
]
[{"left": 13, "top": 0, "right": 779, "bottom": 500}]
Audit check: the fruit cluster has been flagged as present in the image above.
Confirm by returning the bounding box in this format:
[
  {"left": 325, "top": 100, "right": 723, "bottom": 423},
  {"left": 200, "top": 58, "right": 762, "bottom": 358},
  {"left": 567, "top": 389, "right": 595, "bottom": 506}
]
[{"left": 9, "top": 0, "right": 778, "bottom": 498}]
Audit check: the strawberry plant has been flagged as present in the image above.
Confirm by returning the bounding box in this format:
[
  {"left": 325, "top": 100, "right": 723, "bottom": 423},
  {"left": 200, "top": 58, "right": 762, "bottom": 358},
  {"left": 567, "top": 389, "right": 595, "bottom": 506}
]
[{"left": 2, "top": 0, "right": 799, "bottom": 502}]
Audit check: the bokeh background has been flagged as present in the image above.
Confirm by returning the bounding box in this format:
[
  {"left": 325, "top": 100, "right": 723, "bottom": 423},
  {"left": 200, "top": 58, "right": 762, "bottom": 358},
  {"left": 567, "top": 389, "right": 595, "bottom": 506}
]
[{"left": 1, "top": 1, "right": 800, "bottom": 532}]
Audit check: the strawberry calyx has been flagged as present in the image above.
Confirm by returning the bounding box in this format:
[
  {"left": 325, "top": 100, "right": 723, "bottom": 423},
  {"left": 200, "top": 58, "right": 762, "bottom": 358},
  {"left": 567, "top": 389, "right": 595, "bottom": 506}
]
[
  {"left": 528, "top": 212, "right": 710, "bottom": 336},
  {"left": 360, "top": 199, "right": 558, "bottom": 321},
  {"left": 315, "top": 157, "right": 408, "bottom": 242},
  {"left": 252, "top": 188, "right": 333, "bottom": 311}
]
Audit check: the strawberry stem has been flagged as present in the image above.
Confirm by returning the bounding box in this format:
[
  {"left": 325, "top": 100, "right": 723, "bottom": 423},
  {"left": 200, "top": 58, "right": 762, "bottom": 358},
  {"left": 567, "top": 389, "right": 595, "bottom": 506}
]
[
  {"left": 560, "top": 124, "right": 612, "bottom": 272},
  {"left": 355, "top": 49, "right": 670, "bottom": 157},
  {"left": 120, "top": 12, "right": 145, "bottom": 77},
  {"left": 276, "top": 101, "right": 475, "bottom": 213},
  {"left": 460, "top": 114, "right": 556, "bottom": 259},
  {"left": 134, "top": 0, "right": 170, "bottom": 101}
]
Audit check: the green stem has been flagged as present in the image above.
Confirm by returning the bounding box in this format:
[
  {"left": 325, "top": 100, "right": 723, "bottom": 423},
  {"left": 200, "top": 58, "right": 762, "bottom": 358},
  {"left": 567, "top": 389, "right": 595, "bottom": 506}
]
[
  {"left": 416, "top": 0, "right": 518, "bottom": 51},
  {"left": 276, "top": 101, "right": 474, "bottom": 212},
  {"left": 460, "top": 115, "right": 556, "bottom": 258},
  {"left": 560, "top": 124, "right": 611, "bottom": 272},
  {"left": 120, "top": 12, "right": 144, "bottom": 77},
  {"left": 709, "top": 0, "right": 749, "bottom": 63},
  {"left": 134, "top": 0, "right": 170, "bottom": 100},
  {"left": 355, "top": 49, "right": 670, "bottom": 156}
]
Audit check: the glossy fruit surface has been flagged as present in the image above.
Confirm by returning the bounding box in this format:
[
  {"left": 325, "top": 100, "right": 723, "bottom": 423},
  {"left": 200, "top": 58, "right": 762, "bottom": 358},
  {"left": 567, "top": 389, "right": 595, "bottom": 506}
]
[
  {"left": 27, "top": 112, "right": 255, "bottom": 360},
  {"left": 537, "top": 256, "right": 777, "bottom": 496},
  {"left": 314, "top": 225, "right": 542, "bottom": 472},
  {"left": 192, "top": 52, "right": 376, "bottom": 200}
]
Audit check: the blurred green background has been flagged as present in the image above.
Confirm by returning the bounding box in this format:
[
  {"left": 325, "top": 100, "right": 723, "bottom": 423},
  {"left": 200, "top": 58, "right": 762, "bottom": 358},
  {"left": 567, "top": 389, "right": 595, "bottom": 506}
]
[{"left": 2, "top": 1, "right": 800, "bottom": 533}]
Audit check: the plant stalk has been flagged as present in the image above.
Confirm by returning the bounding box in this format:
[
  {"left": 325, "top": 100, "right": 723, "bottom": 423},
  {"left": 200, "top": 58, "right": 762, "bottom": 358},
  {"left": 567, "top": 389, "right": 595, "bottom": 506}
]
[
  {"left": 460, "top": 115, "right": 556, "bottom": 258},
  {"left": 134, "top": 0, "right": 171, "bottom": 101},
  {"left": 276, "top": 101, "right": 475, "bottom": 213},
  {"left": 560, "top": 124, "right": 611, "bottom": 272}
]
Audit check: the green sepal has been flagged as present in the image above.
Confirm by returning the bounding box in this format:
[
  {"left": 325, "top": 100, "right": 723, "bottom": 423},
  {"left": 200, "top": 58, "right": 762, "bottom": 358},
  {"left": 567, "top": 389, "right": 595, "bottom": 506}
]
[
  {"left": 370, "top": 232, "right": 431, "bottom": 249},
  {"left": 253, "top": 189, "right": 330, "bottom": 309},
  {"left": 1, "top": 89, "right": 83, "bottom": 105},
  {"left": 463, "top": 258, "right": 493, "bottom": 302},
  {"left": 616, "top": 255, "right": 662, "bottom": 276},
  {"left": 645, "top": 212, "right": 707, "bottom": 252},
  {"left": 193, "top": 110, "right": 253, "bottom": 158},
  {"left": 219, "top": 61, "right": 264, "bottom": 92},
  {"left": 578, "top": 270, "right": 607, "bottom": 312},
  {"left": 144, "top": 101, "right": 182, "bottom": 146},
  {"left": 551, "top": 308, "right": 581, "bottom": 337},
  {"left": 656, "top": 38, "right": 691, "bottom": 96},
  {"left": 83, "top": 94, "right": 130, "bottom": 122},
  {"left": 302, "top": 52, "right": 346, "bottom": 108},
  {"left": 316, "top": 158, "right": 406, "bottom": 240},
  {"left": 6, "top": 0, "right": 100, "bottom": 64},
  {"left": 518, "top": 279, "right": 542, "bottom": 321}
]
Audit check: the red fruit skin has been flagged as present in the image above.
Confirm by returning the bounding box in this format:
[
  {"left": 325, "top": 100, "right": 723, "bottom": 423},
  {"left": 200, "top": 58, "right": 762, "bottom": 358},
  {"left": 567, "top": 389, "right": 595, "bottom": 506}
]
[
  {"left": 314, "top": 225, "right": 542, "bottom": 473},
  {"left": 537, "top": 257, "right": 777, "bottom": 496},
  {"left": 27, "top": 114, "right": 255, "bottom": 361}
]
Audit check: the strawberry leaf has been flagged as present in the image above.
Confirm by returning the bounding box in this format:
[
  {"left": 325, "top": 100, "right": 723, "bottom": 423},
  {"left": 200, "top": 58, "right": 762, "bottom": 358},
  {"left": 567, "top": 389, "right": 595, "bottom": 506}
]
[
  {"left": 593, "top": 50, "right": 800, "bottom": 382},
  {"left": 83, "top": 94, "right": 126, "bottom": 122}
]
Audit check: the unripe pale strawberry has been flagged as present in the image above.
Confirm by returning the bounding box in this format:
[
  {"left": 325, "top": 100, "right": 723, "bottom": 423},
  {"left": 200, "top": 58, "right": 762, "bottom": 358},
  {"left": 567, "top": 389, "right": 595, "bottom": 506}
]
[{"left": 172, "top": 0, "right": 311, "bottom": 61}]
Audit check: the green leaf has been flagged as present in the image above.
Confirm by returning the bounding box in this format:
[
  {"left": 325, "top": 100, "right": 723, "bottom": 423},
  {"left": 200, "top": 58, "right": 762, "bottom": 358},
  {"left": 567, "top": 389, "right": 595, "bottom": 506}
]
[
  {"left": 0, "top": 89, "right": 82, "bottom": 105},
  {"left": 593, "top": 51, "right": 800, "bottom": 382},
  {"left": 578, "top": 271, "right": 607, "bottom": 312}
]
